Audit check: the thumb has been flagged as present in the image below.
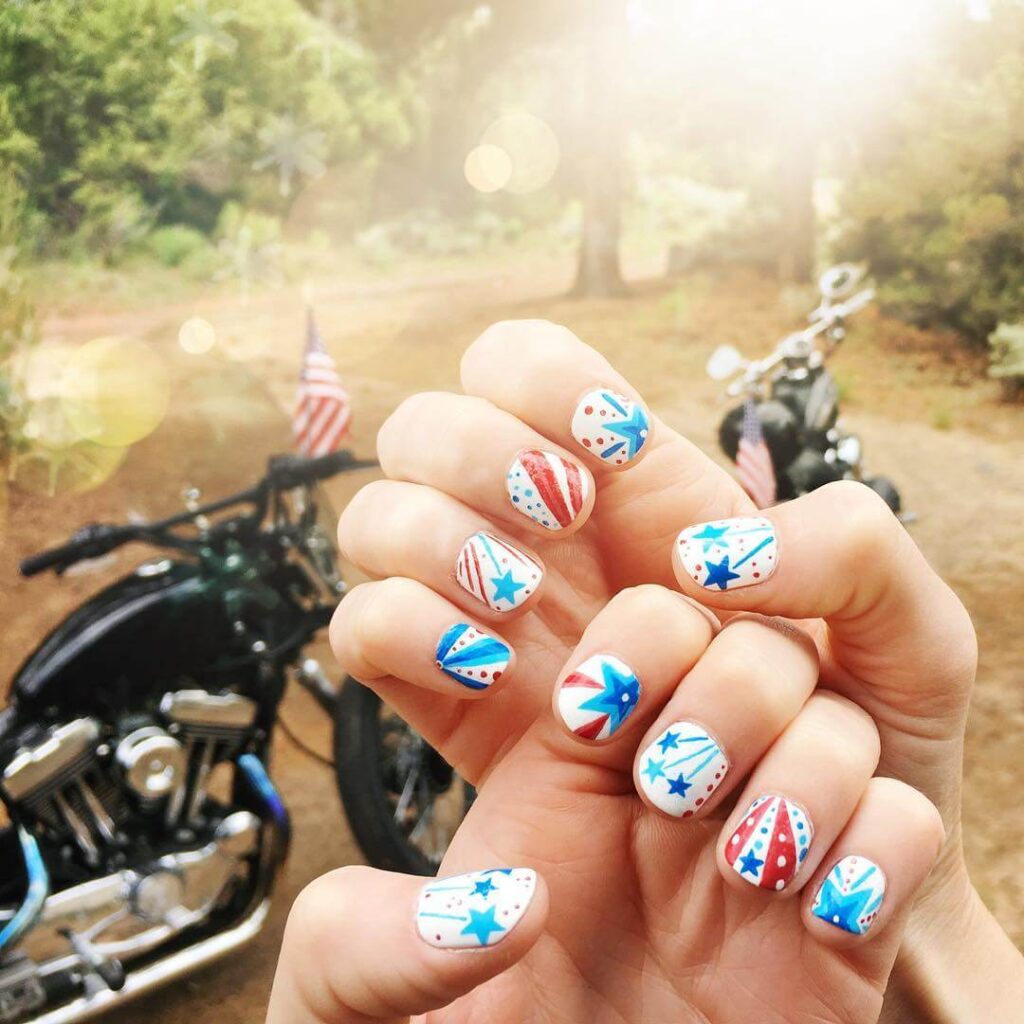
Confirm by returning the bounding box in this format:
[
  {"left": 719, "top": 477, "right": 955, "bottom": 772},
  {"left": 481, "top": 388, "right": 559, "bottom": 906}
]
[{"left": 266, "top": 865, "right": 546, "bottom": 1024}]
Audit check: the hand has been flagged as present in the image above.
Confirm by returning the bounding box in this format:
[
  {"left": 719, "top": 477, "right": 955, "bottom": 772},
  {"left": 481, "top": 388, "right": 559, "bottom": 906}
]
[{"left": 267, "top": 321, "right": 1017, "bottom": 1023}]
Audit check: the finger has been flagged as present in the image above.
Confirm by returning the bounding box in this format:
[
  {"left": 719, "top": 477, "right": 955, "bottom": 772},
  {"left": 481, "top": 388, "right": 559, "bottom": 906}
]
[
  {"left": 634, "top": 615, "right": 818, "bottom": 820},
  {"left": 330, "top": 579, "right": 515, "bottom": 698},
  {"left": 803, "top": 777, "right": 943, "bottom": 950},
  {"left": 377, "top": 391, "right": 594, "bottom": 536},
  {"left": 339, "top": 480, "right": 545, "bottom": 618},
  {"left": 718, "top": 691, "right": 880, "bottom": 896},
  {"left": 461, "top": 319, "right": 654, "bottom": 472},
  {"left": 547, "top": 585, "right": 716, "bottom": 768},
  {"left": 267, "top": 864, "right": 546, "bottom": 1024},
  {"left": 671, "top": 482, "right": 976, "bottom": 820}
]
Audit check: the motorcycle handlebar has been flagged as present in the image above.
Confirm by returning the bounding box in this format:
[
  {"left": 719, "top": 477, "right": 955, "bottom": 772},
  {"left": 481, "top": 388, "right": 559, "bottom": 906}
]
[
  {"left": 267, "top": 450, "right": 378, "bottom": 489},
  {"left": 19, "top": 524, "right": 133, "bottom": 577}
]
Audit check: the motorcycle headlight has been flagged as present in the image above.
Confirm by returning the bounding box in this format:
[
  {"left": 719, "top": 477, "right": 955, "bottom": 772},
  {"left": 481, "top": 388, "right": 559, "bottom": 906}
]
[{"left": 835, "top": 435, "right": 863, "bottom": 468}]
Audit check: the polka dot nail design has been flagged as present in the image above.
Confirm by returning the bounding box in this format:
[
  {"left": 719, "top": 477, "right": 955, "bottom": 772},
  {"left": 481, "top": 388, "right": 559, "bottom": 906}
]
[
  {"left": 676, "top": 516, "right": 778, "bottom": 591},
  {"left": 725, "top": 795, "right": 813, "bottom": 891},
  {"left": 506, "top": 449, "right": 589, "bottom": 531},
  {"left": 637, "top": 721, "right": 729, "bottom": 817},
  {"left": 812, "top": 855, "right": 886, "bottom": 935},
  {"left": 416, "top": 868, "right": 537, "bottom": 949},
  {"left": 570, "top": 388, "right": 650, "bottom": 466}
]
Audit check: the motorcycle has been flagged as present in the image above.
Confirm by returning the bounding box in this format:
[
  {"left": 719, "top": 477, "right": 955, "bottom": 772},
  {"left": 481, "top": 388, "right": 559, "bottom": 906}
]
[
  {"left": 0, "top": 451, "right": 469, "bottom": 1023},
  {"left": 708, "top": 264, "right": 902, "bottom": 513}
]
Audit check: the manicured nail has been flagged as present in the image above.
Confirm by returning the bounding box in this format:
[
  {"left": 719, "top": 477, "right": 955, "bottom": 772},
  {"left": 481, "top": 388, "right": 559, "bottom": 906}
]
[
  {"left": 557, "top": 653, "right": 641, "bottom": 741},
  {"left": 725, "top": 795, "right": 813, "bottom": 891},
  {"left": 506, "top": 449, "right": 589, "bottom": 531},
  {"left": 811, "top": 855, "right": 886, "bottom": 935},
  {"left": 676, "top": 516, "right": 778, "bottom": 591},
  {"left": 571, "top": 388, "right": 650, "bottom": 466},
  {"left": 637, "top": 721, "right": 729, "bottom": 817},
  {"left": 456, "top": 532, "right": 542, "bottom": 612},
  {"left": 416, "top": 868, "right": 536, "bottom": 948},
  {"left": 435, "top": 624, "right": 510, "bottom": 690}
]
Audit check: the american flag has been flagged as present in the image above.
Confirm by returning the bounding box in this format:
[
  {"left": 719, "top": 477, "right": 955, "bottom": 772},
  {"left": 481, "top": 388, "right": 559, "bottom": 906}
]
[
  {"left": 293, "top": 308, "right": 351, "bottom": 456},
  {"left": 736, "top": 397, "right": 776, "bottom": 508}
]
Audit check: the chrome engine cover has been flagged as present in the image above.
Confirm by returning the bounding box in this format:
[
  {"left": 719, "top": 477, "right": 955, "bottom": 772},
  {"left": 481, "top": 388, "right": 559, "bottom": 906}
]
[{"left": 13, "top": 812, "right": 259, "bottom": 966}]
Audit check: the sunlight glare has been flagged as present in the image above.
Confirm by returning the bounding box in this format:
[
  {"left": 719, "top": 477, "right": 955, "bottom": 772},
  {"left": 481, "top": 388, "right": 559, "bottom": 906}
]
[{"left": 464, "top": 143, "right": 513, "bottom": 193}]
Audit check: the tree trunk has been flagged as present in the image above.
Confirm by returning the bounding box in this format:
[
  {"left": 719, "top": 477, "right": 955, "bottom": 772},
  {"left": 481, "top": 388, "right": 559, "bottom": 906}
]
[
  {"left": 573, "top": 0, "right": 626, "bottom": 297},
  {"left": 776, "top": 116, "right": 817, "bottom": 284}
]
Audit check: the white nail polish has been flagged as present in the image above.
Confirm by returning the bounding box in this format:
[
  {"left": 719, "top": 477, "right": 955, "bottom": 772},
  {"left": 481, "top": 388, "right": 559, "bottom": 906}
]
[
  {"left": 676, "top": 516, "right": 778, "bottom": 591},
  {"left": 455, "top": 532, "right": 542, "bottom": 612},
  {"left": 416, "top": 868, "right": 536, "bottom": 948},
  {"left": 637, "top": 722, "right": 728, "bottom": 817},
  {"left": 726, "top": 795, "right": 813, "bottom": 891},
  {"left": 506, "top": 449, "right": 589, "bottom": 531},
  {"left": 556, "top": 653, "right": 641, "bottom": 741},
  {"left": 571, "top": 389, "right": 650, "bottom": 466},
  {"left": 812, "top": 855, "right": 886, "bottom": 934}
]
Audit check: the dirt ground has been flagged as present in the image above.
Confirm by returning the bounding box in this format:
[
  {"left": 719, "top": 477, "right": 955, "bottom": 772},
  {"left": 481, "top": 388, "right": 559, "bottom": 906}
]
[{"left": 1, "top": 254, "right": 1021, "bottom": 1022}]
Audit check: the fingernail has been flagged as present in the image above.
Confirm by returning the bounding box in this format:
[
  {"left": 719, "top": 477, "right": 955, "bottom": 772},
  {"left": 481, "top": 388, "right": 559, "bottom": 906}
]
[
  {"left": 725, "top": 795, "right": 813, "bottom": 891},
  {"left": 637, "top": 721, "right": 729, "bottom": 817},
  {"left": 676, "top": 516, "right": 778, "bottom": 591},
  {"left": 811, "top": 855, "right": 886, "bottom": 935},
  {"left": 506, "top": 449, "right": 589, "bottom": 531},
  {"left": 416, "top": 867, "right": 537, "bottom": 948},
  {"left": 456, "top": 532, "right": 542, "bottom": 612},
  {"left": 556, "top": 653, "right": 641, "bottom": 741},
  {"left": 571, "top": 388, "right": 650, "bottom": 467},
  {"left": 435, "top": 624, "right": 510, "bottom": 690}
]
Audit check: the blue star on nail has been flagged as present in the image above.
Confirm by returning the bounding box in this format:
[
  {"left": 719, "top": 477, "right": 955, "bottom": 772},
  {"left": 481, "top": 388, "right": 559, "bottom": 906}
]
[
  {"left": 738, "top": 851, "right": 765, "bottom": 877},
  {"left": 657, "top": 730, "right": 680, "bottom": 754},
  {"left": 689, "top": 523, "right": 730, "bottom": 552},
  {"left": 667, "top": 774, "right": 692, "bottom": 797},
  {"left": 489, "top": 569, "right": 525, "bottom": 605},
  {"left": 604, "top": 403, "right": 649, "bottom": 460},
  {"left": 642, "top": 757, "right": 666, "bottom": 783},
  {"left": 578, "top": 660, "right": 641, "bottom": 732},
  {"left": 460, "top": 905, "right": 507, "bottom": 946},
  {"left": 703, "top": 556, "right": 741, "bottom": 590},
  {"left": 471, "top": 878, "right": 496, "bottom": 898},
  {"left": 812, "top": 881, "right": 875, "bottom": 935}
]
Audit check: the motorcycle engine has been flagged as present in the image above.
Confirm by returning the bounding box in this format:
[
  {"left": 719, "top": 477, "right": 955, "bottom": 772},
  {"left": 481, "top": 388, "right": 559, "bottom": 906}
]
[{"left": 0, "top": 690, "right": 266, "bottom": 1018}]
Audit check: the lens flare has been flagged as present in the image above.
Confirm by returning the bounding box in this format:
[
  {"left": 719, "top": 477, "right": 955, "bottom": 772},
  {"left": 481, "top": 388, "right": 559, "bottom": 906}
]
[
  {"left": 178, "top": 317, "right": 217, "bottom": 355},
  {"left": 61, "top": 337, "right": 170, "bottom": 448},
  {"left": 481, "top": 113, "right": 560, "bottom": 195},
  {"left": 464, "top": 144, "right": 513, "bottom": 193}
]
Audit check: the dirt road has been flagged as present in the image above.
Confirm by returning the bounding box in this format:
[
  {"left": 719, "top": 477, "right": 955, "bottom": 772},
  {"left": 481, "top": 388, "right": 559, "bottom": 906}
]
[{"left": 1, "top": 256, "right": 1021, "bottom": 1021}]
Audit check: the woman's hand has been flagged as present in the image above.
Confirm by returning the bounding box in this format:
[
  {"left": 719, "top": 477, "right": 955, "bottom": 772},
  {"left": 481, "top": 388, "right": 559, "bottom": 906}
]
[{"left": 267, "top": 320, "right": 1018, "bottom": 1023}]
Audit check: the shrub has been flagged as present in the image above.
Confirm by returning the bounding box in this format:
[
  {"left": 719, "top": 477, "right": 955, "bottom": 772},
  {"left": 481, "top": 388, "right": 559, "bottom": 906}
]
[{"left": 147, "top": 224, "right": 210, "bottom": 267}]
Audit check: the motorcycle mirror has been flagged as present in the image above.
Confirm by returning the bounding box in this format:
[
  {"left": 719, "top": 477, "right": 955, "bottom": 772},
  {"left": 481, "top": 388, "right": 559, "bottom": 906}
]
[
  {"left": 818, "top": 263, "right": 863, "bottom": 302},
  {"left": 706, "top": 345, "right": 745, "bottom": 380}
]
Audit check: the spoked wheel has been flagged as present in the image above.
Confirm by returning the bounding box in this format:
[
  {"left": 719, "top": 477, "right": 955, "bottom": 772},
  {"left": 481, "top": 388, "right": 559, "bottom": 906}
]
[{"left": 333, "top": 676, "right": 473, "bottom": 875}]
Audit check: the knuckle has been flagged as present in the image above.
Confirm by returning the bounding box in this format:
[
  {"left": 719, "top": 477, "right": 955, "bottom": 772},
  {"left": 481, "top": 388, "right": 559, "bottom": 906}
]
[
  {"left": 608, "top": 584, "right": 714, "bottom": 646},
  {"left": 807, "top": 691, "right": 881, "bottom": 768},
  {"left": 336, "top": 479, "right": 391, "bottom": 557},
  {"left": 376, "top": 392, "right": 450, "bottom": 469},
  {"left": 822, "top": 480, "right": 900, "bottom": 565}
]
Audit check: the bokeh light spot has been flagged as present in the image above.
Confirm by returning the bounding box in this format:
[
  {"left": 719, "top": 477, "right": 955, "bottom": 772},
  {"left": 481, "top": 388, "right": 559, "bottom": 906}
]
[
  {"left": 178, "top": 316, "right": 217, "bottom": 355},
  {"left": 61, "top": 337, "right": 171, "bottom": 448},
  {"left": 464, "top": 144, "right": 513, "bottom": 193},
  {"left": 481, "top": 113, "right": 560, "bottom": 195}
]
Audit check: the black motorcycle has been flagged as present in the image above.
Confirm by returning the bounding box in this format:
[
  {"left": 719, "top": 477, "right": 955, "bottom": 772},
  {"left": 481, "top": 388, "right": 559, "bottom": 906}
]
[
  {"left": 0, "top": 451, "right": 468, "bottom": 1023},
  {"left": 708, "top": 265, "right": 902, "bottom": 513}
]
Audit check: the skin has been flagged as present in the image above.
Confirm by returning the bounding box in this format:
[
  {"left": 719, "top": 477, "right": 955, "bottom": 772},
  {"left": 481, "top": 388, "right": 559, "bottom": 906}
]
[{"left": 266, "top": 320, "right": 1024, "bottom": 1024}]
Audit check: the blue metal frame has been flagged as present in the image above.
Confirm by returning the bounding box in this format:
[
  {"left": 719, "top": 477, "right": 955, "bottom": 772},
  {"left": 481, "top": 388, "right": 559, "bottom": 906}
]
[{"left": 0, "top": 826, "right": 50, "bottom": 955}]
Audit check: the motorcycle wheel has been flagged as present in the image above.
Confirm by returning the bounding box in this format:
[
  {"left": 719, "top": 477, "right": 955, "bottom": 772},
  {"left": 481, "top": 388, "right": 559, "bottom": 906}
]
[
  {"left": 864, "top": 475, "right": 902, "bottom": 514},
  {"left": 333, "top": 676, "right": 474, "bottom": 875}
]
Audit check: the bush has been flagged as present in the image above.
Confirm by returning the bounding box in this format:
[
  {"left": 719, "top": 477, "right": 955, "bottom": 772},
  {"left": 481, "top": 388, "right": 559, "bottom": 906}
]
[
  {"left": 147, "top": 224, "right": 210, "bottom": 267},
  {"left": 988, "top": 322, "right": 1024, "bottom": 401},
  {"left": 837, "top": 13, "right": 1024, "bottom": 345}
]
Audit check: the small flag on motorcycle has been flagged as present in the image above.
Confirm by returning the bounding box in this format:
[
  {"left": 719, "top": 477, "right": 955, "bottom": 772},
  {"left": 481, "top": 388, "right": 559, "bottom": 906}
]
[
  {"left": 737, "top": 398, "right": 777, "bottom": 509},
  {"left": 293, "top": 307, "right": 352, "bottom": 456}
]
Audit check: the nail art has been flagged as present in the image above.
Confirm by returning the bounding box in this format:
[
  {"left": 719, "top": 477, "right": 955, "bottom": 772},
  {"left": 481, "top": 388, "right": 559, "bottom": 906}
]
[
  {"left": 506, "top": 449, "right": 589, "bottom": 531},
  {"left": 416, "top": 868, "right": 536, "bottom": 949},
  {"left": 811, "top": 856, "right": 886, "bottom": 935},
  {"left": 571, "top": 389, "right": 650, "bottom": 466},
  {"left": 435, "top": 624, "right": 510, "bottom": 690},
  {"left": 456, "top": 532, "right": 542, "bottom": 612},
  {"left": 725, "top": 795, "right": 813, "bottom": 891},
  {"left": 676, "top": 516, "right": 778, "bottom": 591},
  {"left": 637, "top": 722, "right": 729, "bottom": 817},
  {"left": 556, "top": 653, "right": 641, "bottom": 741}
]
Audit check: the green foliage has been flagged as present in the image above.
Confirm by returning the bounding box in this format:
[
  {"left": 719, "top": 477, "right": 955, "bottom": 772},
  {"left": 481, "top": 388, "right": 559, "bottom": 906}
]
[
  {"left": 0, "top": 0, "right": 411, "bottom": 259},
  {"left": 147, "top": 224, "right": 211, "bottom": 267},
  {"left": 838, "top": 9, "right": 1024, "bottom": 344},
  {"left": 988, "top": 322, "right": 1024, "bottom": 401}
]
